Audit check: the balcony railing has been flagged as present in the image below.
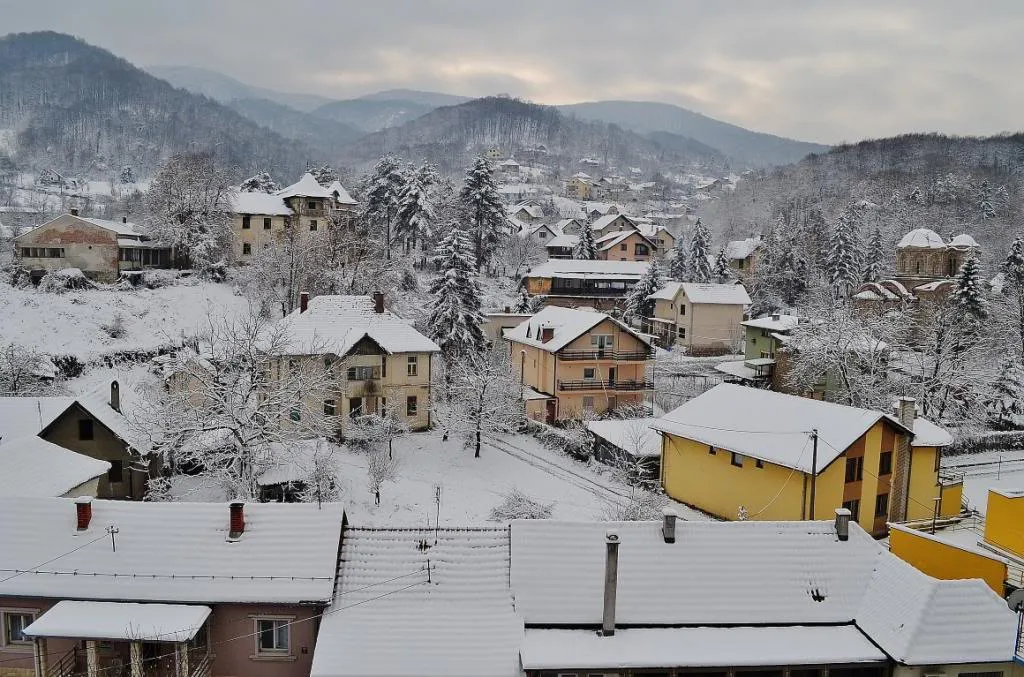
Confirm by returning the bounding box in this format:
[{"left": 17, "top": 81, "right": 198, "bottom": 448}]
[
  {"left": 559, "top": 350, "right": 653, "bottom": 362},
  {"left": 558, "top": 379, "right": 654, "bottom": 392}
]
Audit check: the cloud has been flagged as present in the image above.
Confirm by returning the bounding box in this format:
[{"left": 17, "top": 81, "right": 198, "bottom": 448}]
[{"left": 2, "top": 0, "right": 1023, "bottom": 143}]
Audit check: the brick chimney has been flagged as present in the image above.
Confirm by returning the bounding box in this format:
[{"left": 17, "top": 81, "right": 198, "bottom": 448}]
[
  {"left": 834, "top": 507, "right": 851, "bottom": 541},
  {"left": 299, "top": 292, "right": 309, "bottom": 314},
  {"left": 70, "top": 208, "right": 79, "bottom": 217},
  {"left": 75, "top": 496, "right": 93, "bottom": 531},
  {"left": 110, "top": 380, "right": 120, "bottom": 413},
  {"left": 540, "top": 325, "right": 555, "bottom": 343},
  {"left": 897, "top": 397, "right": 916, "bottom": 431},
  {"left": 662, "top": 507, "right": 678, "bottom": 543},
  {"left": 602, "top": 530, "right": 620, "bottom": 636},
  {"left": 889, "top": 397, "right": 917, "bottom": 523},
  {"left": 229, "top": 502, "right": 245, "bottom": 539},
  {"left": 372, "top": 291, "right": 385, "bottom": 314}
]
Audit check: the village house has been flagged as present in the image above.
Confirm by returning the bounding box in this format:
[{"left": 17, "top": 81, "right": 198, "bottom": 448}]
[
  {"left": 716, "top": 313, "right": 802, "bottom": 385},
  {"left": 508, "top": 202, "right": 545, "bottom": 224},
  {"left": 522, "top": 260, "right": 650, "bottom": 311},
  {"left": 594, "top": 229, "right": 657, "bottom": 262},
  {"left": 583, "top": 202, "right": 620, "bottom": 221},
  {"left": 14, "top": 211, "right": 171, "bottom": 283},
  {"left": 648, "top": 281, "right": 751, "bottom": 354},
  {"left": 517, "top": 222, "right": 559, "bottom": 246},
  {"left": 0, "top": 497, "right": 345, "bottom": 677},
  {"left": 482, "top": 310, "right": 534, "bottom": 345},
  {"left": 0, "top": 435, "right": 109, "bottom": 498},
  {"left": 724, "top": 235, "right": 763, "bottom": 273},
  {"left": 543, "top": 232, "right": 577, "bottom": 259},
  {"left": 498, "top": 158, "right": 521, "bottom": 176},
  {"left": 585, "top": 417, "right": 661, "bottom": 481},
  {"left": 553, "top": 217, "right": 587, "bottom": 235},
  {"left": 653, "top": 383, "right": 962, "bottom": 536},
  {"left": 565, "top": 172, "right": 593, "bottom": 200},
  {"left": 0, "top": 383, "right": 154, "bottom": 500},
  {"left": 505, "top": 306, "right": 654, "bottom": 422},
  {"left": 638, "top": 221, "right": 676, "bottom": 255},
  {"left": 269, "top": 292, "right": 440, "bottom": 435},
  {"left": 309, "top": 513, "right": 1021, "bottom": 677},
  {"left": 590, "top": 213, "right": 639, "bottom": 239}
]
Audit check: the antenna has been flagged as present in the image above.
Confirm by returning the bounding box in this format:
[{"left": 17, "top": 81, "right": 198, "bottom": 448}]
[
  {"left": 433, "top": 484, "right": 442, "bottom": 544},
  {"left": 106, "top": 525, "right": 120, "bottom": 553}
]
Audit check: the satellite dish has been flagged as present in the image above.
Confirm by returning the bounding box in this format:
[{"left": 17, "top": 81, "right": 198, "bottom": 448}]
[{"left": 1007, "top": 588, "right": 1024, "bottom": 613}]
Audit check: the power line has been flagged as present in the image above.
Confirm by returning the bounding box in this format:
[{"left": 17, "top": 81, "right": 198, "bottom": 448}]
[{"left": 0, "top": 533, "right": 109, "bottom": 587}]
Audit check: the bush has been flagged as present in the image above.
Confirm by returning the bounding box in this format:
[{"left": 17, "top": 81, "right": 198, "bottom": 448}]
[
  {"left": 51, "top": 354, "right": 85, "bottom": 379},
  {"left": 529, "top": 419, "right": 593, "bottom": 461},
  {"left": 141, "top": 269, "right": 179, "bottom": 289},
  {"left": 489, "top": 488, "right": 554, "bottom": 521},
  {"left": 102, "top": 313, "right": 127, "bottom": 339},
  {"left": 39, "top": 268, "right": 95, "bottom": 293}
]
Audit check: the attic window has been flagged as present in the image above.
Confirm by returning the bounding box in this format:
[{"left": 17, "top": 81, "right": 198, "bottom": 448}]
[{"left": 78, "top": 419, "right": 94, "bottom": 441}]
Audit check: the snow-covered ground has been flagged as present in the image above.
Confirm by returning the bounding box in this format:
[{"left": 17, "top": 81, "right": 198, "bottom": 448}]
[
  {"left": 0, "top": 280, "right": 250, "bottom": 361},
  {"left": 944, "top": 449, "right": 1024, "bottom": 513}
]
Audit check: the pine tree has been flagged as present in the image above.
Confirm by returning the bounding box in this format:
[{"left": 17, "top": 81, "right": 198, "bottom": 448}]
[
  {"left": 826, "top": 213, "right": 858, "bottom": 297},
  {"left": 573, "top": 223, "right": 598, "bottom": 260},
  {"left": 1002, "top": 235, "right": 1024, "bottom": 355},
  {"left": 950, "top": 255, "right": 989, "bottom": 322},
  {"left": 119, "top": 166, "right": 136, "bottom": 185},
  {"left": 428, "top": 226, "right": 487, "bottom": 360},
  {"left": 395, "top": 162, "right": 438, "bottom": 252},
  {"left": 361, "top": 156, "right": 407, "bottom": 260},
  {"left": 625, "top": 260, "right": 663, "bottom": 326},
  {"left": 862, "top": 227, "right": 884, "bottom": 282},
  {"left": 978, "top": 179, "right": 996, "bottom": 220},
  {"left": 987, "top": 358, "right": 1024, "bottom": 430},
  {"left": 668, "top": 240, "right": 689, "bottom": 281},
  {"left": 459, "top": 156, "right": 507, "bottom": 272},
  {"left": 713, "top": 247, "right": 731, "bottom": 283},
  {"left": 239, "top": 171, "right": 277, "bottom": 193},
  {"left": 688, "top": 218, "right": 713, "bottom": 283}
]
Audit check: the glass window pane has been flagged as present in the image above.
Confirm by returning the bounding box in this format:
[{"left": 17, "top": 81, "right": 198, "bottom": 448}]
[
  {"left": 257, "top": 621, "right": 274, "bottom": 649},
  {"left": 275, "top": 621, "right": 289, "bottom": 650}
]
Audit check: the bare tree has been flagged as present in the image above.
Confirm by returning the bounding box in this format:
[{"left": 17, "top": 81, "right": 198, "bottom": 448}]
[
  {"left": 366, "top": 449, "right": 399, "bottom": 505},
  {"left": 441, "top": 351, "right": 523, "bottom": 458},
  {"left": 0, "top": 342, "right": 55, "bottom": 396}
]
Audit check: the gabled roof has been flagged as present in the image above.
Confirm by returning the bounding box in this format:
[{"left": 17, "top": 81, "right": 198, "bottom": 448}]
[
  {"left": 505, "top": 306, "right": 651, "bottom": 353},
  {"left": 231, "top": 190, "right": 292, "bottom": 216},
  {"left": 15, "top": 214, "right": 142, "bottom": 241},
  {"left": 596, "top": 229, "right": 650, "bottom": 251},
  {"left": 650, "top": 282, "right": 751, "bottom": 305},
  {"left": 327, "top": 180, "right": 357, "bottom": 205},
  {"left": 0, "top": 497, "right": 345, "bottom": 603},
  {"left": 274, "top": 295, "right": 440, "bottom": 356},
  {"left": 651, "top": 384, "right": 902, "bottom": 474},
  {"left": 724, "top": 236, "right": 762, "bottom": 260},
  {"left": 511, "top": 204, "right": 544, "bottom": 219},
  {"left": 742, "top": 314, "right": 801, "bottom": 332},
  {"left": 545, "top": 233, "right": 578, "bottom": 249},
  {"left": 311, "top": 526, "right": 521, "bottom": 677},
  {"left": 0, "top": 435, "right": 110, "bottom": 497},
  {"left": 277, "top": 172, "right": 334, "bottom": 199},
  {"left": 525, "top": 259, "right": 649, "bottom": 281},
  {"left": 591, "top": 213, "right": 638, "bottom": 232},
  {"left": 0, "top": 396, "right": 77, "bottom": 440}
]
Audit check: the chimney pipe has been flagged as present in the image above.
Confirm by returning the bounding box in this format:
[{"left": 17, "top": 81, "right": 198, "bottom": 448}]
[
  {"left": 75, "top": 496, "right": 93, "bottom": 531},
  {"left": 70, "top": 208, "right": 79, "bottom": 217},
  {"left": 897, "top": 396, "right": 915, "bottom": 432},
  {"left": 835, "top": 507, "right": 851, "bottom": 541},
  {"left": 229, "top": 502, "right": 245, "bottom": 539},
  {"left": 602, "top": 530, "right": 620, "bottom": 636},
  {"left": 299, "top": 292, "right": 309, "bottom": 314},
  {"left": 109, "top": 380, "right": 120, "bottom": 413},
  {"left": 662, "top": 507, "right": 678, "bottom": 543},
  {"left": 122, "top": 216, "right": 128, "bottom": 224},
  {"left": 372, "top": 291, "right": 385, "bottom": 314}
]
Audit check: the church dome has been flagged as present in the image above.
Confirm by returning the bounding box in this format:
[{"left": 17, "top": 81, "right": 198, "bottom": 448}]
[
  {"left": 950, "top": 234, "right": 979, "bottom": 248},
  {"left": 897, "top": 228, "right": 945, "bottom": 249}
]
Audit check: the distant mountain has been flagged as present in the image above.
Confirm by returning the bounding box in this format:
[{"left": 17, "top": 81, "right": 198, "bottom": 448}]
[
  {"left": 559, "top": 100, "right": 829, "bottom": 168},
  {"left": 226, "top": 98, "right": 364, "bottom": 155},
  {"left": 147, "top": 64, "right": 332, "bottom": 112},
  {"left": 338, "top": 96, "right": 727, "bottom": 174},
  {"left": 0, "top": 32, "right": 318, "bottom": 176},
  {"left": 357, "top": 89, "right": 472, "bottom": 108},
  {"left": 311, "top": 98, "right": 438, "bottom": 133}
]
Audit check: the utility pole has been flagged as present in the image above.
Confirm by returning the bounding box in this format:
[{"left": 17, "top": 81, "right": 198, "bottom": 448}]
[{"left": 808, "top": 429, "right": 819, "bottom": 520}]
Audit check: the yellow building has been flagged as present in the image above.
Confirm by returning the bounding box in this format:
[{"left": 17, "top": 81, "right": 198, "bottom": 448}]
[
  {"left": 889, "top": 523, "right": 1008, "bottom": 594},
  {"left": 269, "top": 292, "right": 440, "bottom": 436},
  {"left": 648, "top": 281, "right": 750, "bottom": 354},
  {"left": 653, "top": 384, "right": 962, "bottom": 537},
  {"left": 566, "top": 172, "right": 593, "bottom": 200},
  {"left": 504, "top": 306, "right": 654, "bottom": 422},
  {"left": 985, "top": 488, "right": 1024, "bottom": 559}
]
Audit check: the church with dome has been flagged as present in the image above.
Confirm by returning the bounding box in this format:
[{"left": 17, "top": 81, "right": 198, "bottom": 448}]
[{"left": 853, "top": 228, "right": 980, "bottom": 308}]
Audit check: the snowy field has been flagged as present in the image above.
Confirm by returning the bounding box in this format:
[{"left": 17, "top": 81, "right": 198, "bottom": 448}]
[
  {"left": 0, "top": 281, "right": 250, "bottom": 361},
  {"left": 944, "top": 449, "right": 1024, "bottom": 513}
]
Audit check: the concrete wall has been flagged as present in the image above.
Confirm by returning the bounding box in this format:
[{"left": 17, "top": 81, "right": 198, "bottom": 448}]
[
  {"left": 15, "top": 215, "right": 119, "bottom": 282},
  {"left": 889, "top": 525, "right": 1007, "bottom": 594}
]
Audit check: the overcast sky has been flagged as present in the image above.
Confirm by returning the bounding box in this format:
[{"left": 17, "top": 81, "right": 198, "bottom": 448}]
[{"left": 3, "top": 0, "right": 1022, "bottom": 144}]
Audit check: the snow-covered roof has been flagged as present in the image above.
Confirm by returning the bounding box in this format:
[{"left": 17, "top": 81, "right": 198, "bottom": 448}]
[
  {"left": 950, "top": 233, "right": 979, "bottom": 248},
  {"left": 585, "top": 418, "right": 661, "bottom": 458},
  {"left": 725, "top": 236, "right": 761, "bottom": 260},
  {"left": 910, "top": 416, "right": 954, "bottom": 447},
  {"left": 714, "top": 360, "right": 760, "bottom": 380},
  {"left": 591, "top": 213, "right": 637, "bottom": 232},
  {"left": 897, "top": 228, "right": 945, "bottom": 249},
  {"left": 571, "top": 172, "right": 592, "bottom": 181},
  {"left": 651, "top": 384, "right": 900, "bottom": 474},
  {"left": 650, "top": 282, "right": 751, "bottom": 305},
  {"left": 277, "top": 172, "right": 334, "bottom": 199},
  {"left": 505, "top": 306, "right": 650, "bottom": 353},
  {"left": 311, "top": 526, "right": 521, "bottom": 677},
  {"left": 0, "top": 497, "right": 345, "bottom": 603},
  {"left": 511, "top": 204, "right": 543, "bottom": 219},
  {"left": 637, "top": 222, "right": 672, "bottom": 240},
  {"left": 231, "top": 190, "right": 292, "bottom": 215},
  {"left": 80, "top": 217, "right": 143, "bottom": 237},
  {"left": 274, "top": 295, "right": 440, "bottom": 356},
  {"left": 0, "top": 396, "right": 76, "bottom": 440},
  {"left": 499, "top": 158, "right": 520, "bottom": 167},
  {"left": 545, "top": 233, "right": 578, "bottom": 249},
  {"left": 525, "top": 259, "right": 649, "bottom": 281},
  {"left": 509, "top": 518, "right": 1017, "bottom": 665},
  {"left": 742, "top": 314, "right": 801, "bottom": 332},
  {"left": 521, "top": 626, "right": 887, "bottom": 671},
  {"left": 327, "top": 180, "right": 357, "bottom": 205},
  {"left": 0, "top": 436, "right": 110, "bottom": 497},
  {"left": 554, "top": 218, "right": 584, "bottom": 231},
  {"left": 914, "top": 280, "right": 953, "bottom": 292},
  {"left": 595, "top": 229, "right": 643, "bottom": 251},
  {"left": 25, "top": 601, "right": 211, "bottom": 642}
]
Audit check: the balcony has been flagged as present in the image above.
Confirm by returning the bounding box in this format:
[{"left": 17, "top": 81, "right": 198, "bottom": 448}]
[
  {"left": 558, "top": 379, "right": 653, "bottom": 392},
  {"left": 559, "top": 349, "right": 653, "bottom": 362}
]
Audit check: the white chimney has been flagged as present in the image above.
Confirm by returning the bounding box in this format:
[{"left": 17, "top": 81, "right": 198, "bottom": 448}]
[
  {"left": 835, "top": 507, "right": 851, "bottom": 541},
  {"left": 602, "top": 530, "right": 620, "bottom": 636},
  {"left": 662, "top": 507, "right": 678, "bottom": 543}
]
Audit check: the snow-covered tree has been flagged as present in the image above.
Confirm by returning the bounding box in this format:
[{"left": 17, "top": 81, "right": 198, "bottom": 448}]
[
  {"left": 668, "top": 240, "right": 689, "bottom": 281},
  {"left": 119, "top": 166, "right": 136, "bottom": 185},
  {"left": 978, "top": 179, "right": 996, "bottom": 220},
  {"left": 459, "top": 156, "right": 507, "bottom": 271},
  {"left": 713, "top": 247, "right": 731, "bottom": 283},
  {"left": 366, "top": 448, "right": 399, "bottom": 505},
  {"left": 512, "top": 288, "right": 543, "bottom": 314},
  {"left": 688, "top": 218, "right": 713, "bottom": 283},
  {"left": 0, "top": 342, "right": 55, "bottom": 396},
  {"left": 144, "top": 152, "right": 233, "bottom": 272},
  {"left": 987, "top": 358, "right": 1024, "bottom": 430},
  {"left": 573, "top": 223, "right": 598, "bottom": 260},
  {"left": 311, "top": 164, "right": 338, "bottom": 187},
  {"left": 361, "top": 155, "right": 406, "bottom": 260},
  {"left": 239, "top": 171, "right": 278, "bottom": 194},
  {"left": 428, "top": 225, "right": 487, "bottom": 361},
  {"left": 625, "top": 260, "right": 663, "bottom": 326},
  {"left": 443, "top": 351, "right": 523, "bottom": 458},
  {"left": 394, "top": 162, "right": 439, "bottom": 252},
  {"left": 825, "top": 213, "right": 858, "bottom": 297},
  {"left": 950, "top": 255, "right": 989, "bottom": 323},
  {"left": 1002, "top": 235, "right": 1024, "bottom": 355},
  {"left": 862, "top": 227, "right": 884, "bottom": 282}
]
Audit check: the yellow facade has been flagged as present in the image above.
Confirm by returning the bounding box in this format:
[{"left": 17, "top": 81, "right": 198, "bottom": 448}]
[
  {"left": 566, "top": 177, "right": 592, "bottom": 200},
  {"left": 889, "top": 524, "right": 1007, "bottom": 594},
  {"left": 232, "top": 213, "right": 290, "bottom": 260},
  {"left": 984, "top": 488, "right": 1024, "bottom": 558}
]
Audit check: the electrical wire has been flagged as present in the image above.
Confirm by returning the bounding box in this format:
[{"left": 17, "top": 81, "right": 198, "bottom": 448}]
[{"left": 0, "top": 533, "right": 109, "bottom": 587}]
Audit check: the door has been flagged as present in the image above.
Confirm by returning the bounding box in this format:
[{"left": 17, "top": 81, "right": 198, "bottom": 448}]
[
  {"left": 545, "top": 400, "right": 556, "bottom": 424},
  {"left": 349, "top": 397, "right": 363, "bottom": 418},
  {"left": 608, "top": 367, "right": 616, "bottom": 385}
]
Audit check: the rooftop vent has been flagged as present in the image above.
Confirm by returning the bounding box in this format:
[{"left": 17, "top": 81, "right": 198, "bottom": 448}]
[
  {"left": 835, "top": 507, "right": 851, "bottom": 541},
  {"left": 229, "top": 502, "right": 245, "bottom": 539},
  {"left": 662, "top": 507, "right": 678, "bottom": 543},
  {"left": 602, "top": 530, "right": 620, "bottom": 636}
]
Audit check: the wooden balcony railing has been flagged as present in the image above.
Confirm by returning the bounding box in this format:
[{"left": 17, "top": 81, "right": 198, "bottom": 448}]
[
  {"left": 558, "top": 379, "right": 654, "bottom": 392},
  {"left": 558, "top": 350, "right": 653, "bottom": 362}
]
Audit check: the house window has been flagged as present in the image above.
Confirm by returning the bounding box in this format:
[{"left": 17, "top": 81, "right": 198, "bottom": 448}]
[
  {"left": 875, "top": 493, "right": 889, "bottom": 518},
  {"left": 107, "top": 460, "right": 124, "bottom": 483},
  {"left": 347, "top": 366, "right": 374, "bottom": 380},
  {"left": 755, "top": 459, "right": 764, "bottom": 469},
  {"left": 407, "top": 355, "right": 418, "bottom": 376},
  {"left": 323, "top": 399, "right": 336, "bottom": 416},
  {"left": 590, "top": 334, "right": 614, "bottom": 349},
  {"left": 842, "top": 498, "right": 861, "bottom": 521},
  {"left": 406, "top": 396, "right": 418, "bottom": 416},
  {"left": 309, "top": 219, "right": 318, "bottom": 231},
  {"left": 635, "top": 244, "right": 649, "bottom": 256},
  {"left": 380, "top": 357, "right": 387, "bottom": 378},
  {"left": 582, "top": 396, "right": 595, "bottom": 411},
  {"left": 680, "top": 305, "right": 685, "bottom": 315},
  {"left": 288, "top": 358, "right": 300, "bottom": 376},
  {"left": 731, "top": 452, "right": 744, "bottom": 467},
  {"left": 264, "top": 217, "right": 272, "bottom": 230},
  {"left": 242, "top": 243, "right": 252, "bottom": 256},
  {"left": 878, "top": 451, "right": 893, "bottom": 476},
  {"left": 255, "top": 618, "right": 290, "bottom": 655},
  {"left": 538, "top": 231, "right": 546, "bottom": 239},
  {"left": 845, "top": 456, "right": 863, "bottom": 482},
  {"left": 242, "top": 215, "right": 251, "bottom": 229},
  {"left": 679, "top": 327, "right": 686, "bottom": 338},
  {"left": 708, "top": 446, "right": 716, "bottom": 455},
  {"left": 78, "top": 419, "right": 94, "bottom": 441},
  {"left": 289, "top": 407, "right": 301, "bottom": 422},
  {"left": 307, "top": 201, "right": 317, "bottom": 210},
  {"left": 620, "top": 243, "right": 627, "bottom": 251},
  {"left": 583, "top": 368, "right": 596, "bottom": 380},
  {"left": 324, "top": 356, "right": 336, "bottom": 371},
  {"left": 3, "top": 611, "right": 34, "bottom": 646}
]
